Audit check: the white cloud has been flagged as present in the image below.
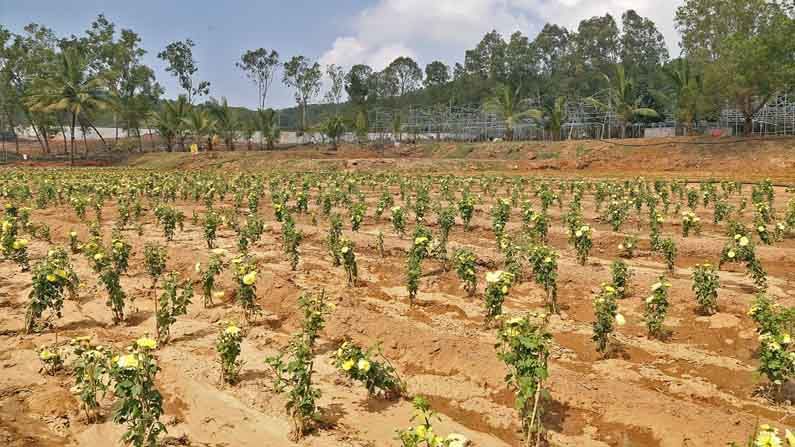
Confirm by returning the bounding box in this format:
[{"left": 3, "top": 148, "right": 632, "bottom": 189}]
[{"left": 319, "top": 0, "right": 684, "bottom": 72}]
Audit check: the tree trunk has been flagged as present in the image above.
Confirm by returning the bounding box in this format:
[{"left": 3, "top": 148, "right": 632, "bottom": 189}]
[
  {"left": 70, "top": 113, "right": 76, "bottom": 166},
  {"left": 743, "top": 116, "right": 753, "bottom": 137}
]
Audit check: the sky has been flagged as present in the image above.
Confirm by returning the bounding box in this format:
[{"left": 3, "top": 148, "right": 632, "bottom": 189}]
[{"left": 1, "top": 0, "right": 684, "bottom": 109}]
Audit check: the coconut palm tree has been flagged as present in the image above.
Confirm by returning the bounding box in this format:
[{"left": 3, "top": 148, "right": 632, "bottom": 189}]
[
  {"left": 151, "top": 96, "right": 190, "bottom": 152},
  {"left": 209, "top": 97, "right": 238, "bottom": 150},
  {"left": 182, "top": 107, "right": 216, "bottom": 151},
  {"left": 588, "top": 65, "right": 658, "bottom": 139},
  {"left": 485, "top": 84, "right": 542, "bottom": 141},
  {"left": 27, "top": 48, "right": 108, "bottom": 164},
  {"left": 663, "top": 59, "right": 704, "bottom": 134},
  {"left": 256, "top": 108, "right": 280, "bottom": 150}
]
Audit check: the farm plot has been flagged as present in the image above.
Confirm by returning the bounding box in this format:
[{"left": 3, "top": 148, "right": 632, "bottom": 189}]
[{"left": 1, "top": 169, "right": 795, "bottom": 447}]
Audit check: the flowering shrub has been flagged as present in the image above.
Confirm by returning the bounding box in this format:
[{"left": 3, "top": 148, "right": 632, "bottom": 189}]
[
  {"left": 610, "top": 259, "right": 632, "bottom": 299},
  {"left": 155, "top": 272, "right": 193, "bottom": 343},
  {"left": 333, "top": 341, "right": 403, "bottom": 398},
  {"left": 457, "top": 193, "right": 476, "bottom": 230},
  {"left": 406, "top": 230, "right": 431, "bottom": 305},
  {"left": 572, "top": 225, "right": 592, "bottom": 266},
  {"left": 453, "top": 248, "right": 478, "bottom": 296},
  {"left": 217, "top": 323, "right": 244, "bottom": 385},
  {"left": 491, "top": 198, "right": 511, "bottom": 239},
  {"left": 327, "top": 214, "right": 343, "bottom": 266},
  {"left": 110, "top": 337, "right": 166, "bottom": 447},
  {"left": 37, "top": 345, "right": 64, "bottom": 375},
  {"left": 396, "top": 396, "right": 460, "bottom": 447},
  {"left": 484, "top": 270, "right": 514, "bottom": 322},
  {"left": 339, "top": 238, "right": 358, "bottom": 286},
  {"left": 153, "top": 204, "right": 184, "bottom": 242},
  {"left": 197, "top": 250, "right": 225, "bottom": 308},
  {"left": 265, "top": 335, "right": 320, "bottom": 440},
  {"left": 592, "top": 284, "right": 623, "bottom": 355},
  {"left": 527, "top": 245, "right": 559, "bottom": 313},
  {"left": 143, "top": 243, "right": 168, "bottom": 288},
  {"left": 720, "top": 234, "right": 767, "bottom": 290},
  {"left": 644, "top": 278, "right": 671, "bottom": 338},
  {"left": 232, "top": 255, "right": 260, "bottom": 322},
  {"left": 618, "top": 234, "right": 638, "bottom": 258},
  {"left": 281, "top": 214, "right": 303, "bottom": 270},
  {"left": 298, "top": 290, "right": 334, "bottom": 346},
  {"left": 25, "top": 247, "right": 79, "bottom": 333},
  {"left": 681, "top": 210, "right": 701, "bottom": 237},
  {"left": 692, "top": 263, "right": 720, "bottom": 315},
  {"left": 391, "top": 206, "right": 406, "bottom": 236},
  {"left": 748, "top": 293, "right": 795, "bottom": 391},
  {"left": 202, "top": 210, "right": 222, "bottom": 248},
  {"left": 70, "top": 338, "right": 112, "bottom": 422},
  {"left": 496, "top": 314, "right": 551, "bottom": 444},
  {"left": 657, "top": 237, "right": 677, "bottom": 273}
]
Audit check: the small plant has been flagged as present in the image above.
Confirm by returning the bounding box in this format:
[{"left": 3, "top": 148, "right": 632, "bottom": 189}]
[
  {"left": 681, "top": 210, "right": 701, "bottom": 237},
  {"left": 155, "top": 272, "right": 193, "bottom": 344},
  {"left": 25, "top": 248, "right": 79, "bottom": 333},
  {"left": 110, "top": 236, "right": 132, "bottom": 274},
  {"left": 692, "top": 263, "right": 720, "bottom": 315},
  {"left": 484, "top": 270, "right": 514, "bottom": 323},
  {"left": 154, "top": 204, "right": 184, "bottom": 242},
  {"left": 395, "top": 396, "right": 457, "bottom": 447},
  {"left": 453, "top": 248, "right": 478, "bottom": 296},
  {"left": 458, "top": 193, "right": 476, "bottom": 230},
  {"left": 333, "top": 341, "right": 403, "bottom": 398},
  {"left": 592, "top": 284, "right": 624, "bottom": 356},
  {"left": 265, "top": 335, "right": 320, "bottom": 440},
  {"left": 198, "top": 250, "right": 226, "bottom": 308},
  {"left": 572, "top": 225, "right": 592, "bottom": 266},
  {"left": 340, "top": 238, "right": 358, "bottom": 286},
  {"left": 110, "top": 337, "right": 166, "bottom": 447},
  {"left": 282, "top": 214, "right": 303, "bottom": 270},
  {"left": 720, "top": 234, "right": 767, "bottom": 290},
  {"left": 37, "top": 345, "right": 64, "bottom": 375},
  {"left": 217, "top": 323, "right": 244, "bottom": 385},
  {"left": 644, "top": 278, "right": 671, "bottom": 338},
  {"left": 496, "top": 313, "right": 552, "bottom": 445},
  {"left": 68, "top": 230, "right": 80, "bottom": 253},
  {"left": 610, "top": 259, "right": 632, "bottom": 299},
  {"left": 143, "top": 243, "right": 168, "bottom": 288},
  {"left": 491, "top": 198, "right": 511, "bottom": 239},
  {"left": 748, "top": 293, "right": 795, "bottom": 393},
  {"left": 327, "top": 214, "right": 343, "bottom": 266},
  {"left": 391, "top": 206, "right": 406, "bottom": 237},
  {"left": 70, "top": 338, "right": 112, "bottom": 422},
  {"left": 406, "top": 231, "right": 431, "bottom": 305},
  {"left": 232, "top": 255, "right": 260, "bottom": 322},
  {"left": 618, "top": 234, "right": 638, "bottom": 258},
  {"left": 657, "top": 237, "right": 677, "bottom": 273},
  {"left": 297, "top": 290, "right": 334, "bottom": 347},
  {"left": 526, "top": 245, "right": 558, "bottom": 313},
  {"left": 202, "top": 211, "right": 222, "bottom": 248}
]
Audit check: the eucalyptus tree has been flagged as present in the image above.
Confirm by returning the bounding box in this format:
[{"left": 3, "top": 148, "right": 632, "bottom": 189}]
[
  {"left": 236, "top": 48, "right": 279, "bottom": 109},
  {"left": 282, "top": 55, "right": 322, "bottom": 134},
  {"left": 27, "top": 47, "right": 108, "bottom": 164},
  {"left": 158, "top": 39, "right": 210, "bottom": 104},
  {"left": 384, "top": 56, "right": 423, "bottom": 98},
  {"left": 323, "top": 64, "right": 345, "bottom": 114}
]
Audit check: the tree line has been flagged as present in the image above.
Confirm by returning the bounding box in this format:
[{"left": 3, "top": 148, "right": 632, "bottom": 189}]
[{"left": 1, "top": 0, "right": 794, "bottom": 159}]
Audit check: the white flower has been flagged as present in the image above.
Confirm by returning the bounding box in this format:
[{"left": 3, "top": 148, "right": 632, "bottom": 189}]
[
  {"left": 486, "top": 271, "right": 504, "bottom": 284},
  {"left": 615, "top": 314, "right": 626, "bottom": 326},
  {"left": 739, "top": 236, "right": 749, "bottom": 247}
]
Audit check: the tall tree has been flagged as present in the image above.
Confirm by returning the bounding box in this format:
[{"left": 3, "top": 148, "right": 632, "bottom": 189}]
[
  {"left": 572, "top": 15, "right": 621, "bottom": 95},
  {"left": 384, "top": 56, "right": 423, "bottom": 97},
  {"left": 676, "top": 0, "right": 795, "bottom": 135},
  {"left": 236, "top": 48, "right": 279, "bottom": 109},
  {"left": 424, "top": 61, "right": 450, "bottom": 88},
  {"left": 588, "top": 65, "right": 659, "bottom": 138},
  {"left": 158, "top": 39, "right": 209, "bottom": 104},
  {"left": 282, "top": 56, "right": 322, "bottom": 134},
  {"left": 323, "top": 64, "right": 345, "bottom": 113},
  {"left": 464, "top": 30, "right": 506, "bottom": 80},
  {"left": 345, "top": 64, "right": 373, "bottom": 109}
]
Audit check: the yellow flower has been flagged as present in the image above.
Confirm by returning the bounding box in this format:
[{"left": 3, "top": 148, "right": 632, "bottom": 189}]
[
  {"left": 39, "top": 350, "right": 56, "bottom": 361},
  {"left": 195, "top": 262, "right": 202, "bottom": 273},
  {"left": 242, "top": 271, "right": 257, "bottom": 286},
  {"left": 615, "top": 314, "right": 626, "bottom": 326},
  {"left": 212, "top": 291, "right": 225, "bottom": 300},
  {"left": 357, "top": 358, "right": 371, "bottom": 372},
  {"left": 727, "top": 250, "right": 736, "bottom": 259},
  {"left": 224, "top": 325, "right": 241, "bottom": 336},
  {"left": 414, "top": 236, "right": 428, "bottom": 245},
  {"left": 136, "top": 336, "right": 157, "bottom": 350},
  {"left": 486, "top": 271, "right": 504, "bottom": 284},
  {"left": 785, "top": 429, "right": 795, "bottom": 446},
  {"left": 117, "top": 354, "right": 139, "bottom": 369},
  {"left": 618, "top": 244, "right": 624, "bottom": 250},
  {"left": 755, "top": 426, "right": 782, "bottom": 447},
  {"left": 501, "top": 285, "right": 508, "bottom": 294},
  {"left": 415, "top": 425, "right": 428, "bottom": 439},
  {"left": 211, "top": 248, "right": 227, "bottom": 256},
  {"left": 69, "top": 231, "right": 77, "bottom": 237},
  {"left": 341, "top": 246, "right": 349, "bottom": 254},
  {"left": 734, "top": 234, "right": 742, "bottom": 240},
  {"left": 342, "top": 359, "right": 355, "bottom": 371},
  {"left": 651, "top": 282, "right": 663, "bottom": 292},
  {"left": 46, "top": 274, "right": 58, "bottom": 283},
  {"left": 12, "top": 239, "right": 28, "bottom": 250},
  {"left": 93, "top": 253, "right": 104, "bottom": 261},
  {"left": 646, "top": 296, "right": 655, "bottom": 304},
  {"left": 739, "top": 236, "right": 750, "bottom": 247},
  {"left": 575, "top": 230, "right": 583, "bottom": 238}
]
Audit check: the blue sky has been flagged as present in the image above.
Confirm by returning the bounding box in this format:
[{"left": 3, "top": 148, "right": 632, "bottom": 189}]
[{"left": 1, "top": 0, "right": 682, "bottom": 109}]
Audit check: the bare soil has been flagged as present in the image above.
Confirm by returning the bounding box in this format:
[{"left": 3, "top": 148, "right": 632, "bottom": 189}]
[{"left": 1, "top": 139, "right": 795, "bottom": 446}]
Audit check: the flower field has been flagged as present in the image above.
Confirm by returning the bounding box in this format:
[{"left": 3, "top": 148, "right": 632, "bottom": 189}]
[{"left": 1, "top": 167, "right": 795, "bottom": 446}]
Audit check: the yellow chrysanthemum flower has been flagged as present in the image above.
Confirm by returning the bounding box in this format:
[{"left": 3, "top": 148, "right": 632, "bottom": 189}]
[{"left": 136, "top": 336, "right": 157, "bottom": 350}]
